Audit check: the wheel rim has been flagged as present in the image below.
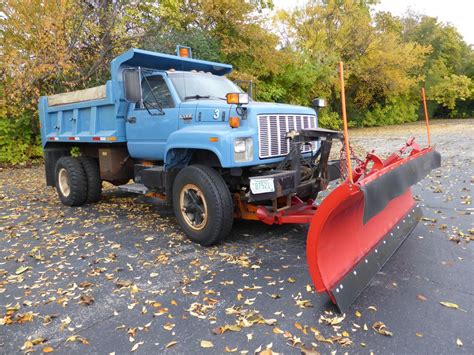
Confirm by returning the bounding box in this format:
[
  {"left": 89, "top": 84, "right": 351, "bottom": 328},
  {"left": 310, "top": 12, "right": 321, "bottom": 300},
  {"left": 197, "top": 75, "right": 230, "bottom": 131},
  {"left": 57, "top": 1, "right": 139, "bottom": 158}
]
[
  {"left": 58, "top": 168, "right": 71, "bottom": 197},
  {"left": 179, "top": 183, "right": 208, "bottom": 231}
]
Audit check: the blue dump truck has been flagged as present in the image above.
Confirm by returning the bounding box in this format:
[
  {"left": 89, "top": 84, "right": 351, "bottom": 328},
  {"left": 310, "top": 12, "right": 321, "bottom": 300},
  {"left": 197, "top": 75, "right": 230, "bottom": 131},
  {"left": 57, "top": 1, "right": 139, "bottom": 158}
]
[
  {"left": 39, "top": 45, "right": 330, "bottom": 246},
  {"left": 39, "top": 45, "right": 441, "bottom": 310}
]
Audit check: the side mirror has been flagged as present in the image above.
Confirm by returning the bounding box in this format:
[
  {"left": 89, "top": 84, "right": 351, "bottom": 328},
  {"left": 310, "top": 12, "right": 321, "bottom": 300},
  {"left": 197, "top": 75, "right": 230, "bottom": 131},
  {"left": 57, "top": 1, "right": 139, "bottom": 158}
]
[
  {"left": 312, "top": 98, "right": 326, "bottom": 109},
  {"left": 123, "top": 69, "right": 141, "bottom": 103}
]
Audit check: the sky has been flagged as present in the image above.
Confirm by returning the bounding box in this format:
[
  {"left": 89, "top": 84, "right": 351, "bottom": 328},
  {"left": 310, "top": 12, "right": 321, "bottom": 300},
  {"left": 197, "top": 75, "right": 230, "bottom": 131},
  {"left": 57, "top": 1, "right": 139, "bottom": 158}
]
[{"left": 272, "top": 0, "right": 474, "bottom": 45}]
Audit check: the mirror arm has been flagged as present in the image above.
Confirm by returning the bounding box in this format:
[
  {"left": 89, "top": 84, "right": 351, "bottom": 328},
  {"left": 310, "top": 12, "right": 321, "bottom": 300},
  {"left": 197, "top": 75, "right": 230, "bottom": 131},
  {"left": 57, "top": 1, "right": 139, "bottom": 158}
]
[
  {"left": 138, "top": 67, "right": 144, "bottom": 108},
  {"left": 142, "top": 74, "right": 165, "bottom": 115}
]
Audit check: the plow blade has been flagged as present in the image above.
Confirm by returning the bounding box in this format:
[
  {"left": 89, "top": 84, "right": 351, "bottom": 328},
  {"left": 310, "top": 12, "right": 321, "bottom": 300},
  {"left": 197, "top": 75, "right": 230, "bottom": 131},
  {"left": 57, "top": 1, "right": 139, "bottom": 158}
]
[{"left": 306, "top": 147, "right": 441, "bottom": 312}]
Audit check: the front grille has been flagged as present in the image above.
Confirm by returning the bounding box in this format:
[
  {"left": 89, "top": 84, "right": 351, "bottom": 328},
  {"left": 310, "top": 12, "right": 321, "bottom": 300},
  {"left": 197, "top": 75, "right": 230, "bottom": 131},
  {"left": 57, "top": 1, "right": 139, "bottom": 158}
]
[{"left": 257, "top": 114, "right": 317, "bottom": 159}]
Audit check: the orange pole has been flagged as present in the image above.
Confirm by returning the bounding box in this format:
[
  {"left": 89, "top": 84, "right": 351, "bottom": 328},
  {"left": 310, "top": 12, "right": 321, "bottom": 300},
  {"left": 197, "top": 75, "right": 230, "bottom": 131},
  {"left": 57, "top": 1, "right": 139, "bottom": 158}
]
[
  {"left": 339, "top": 61, "right": 353, "bottom": 183},
  {"left": 421, "top": 87, "right": 431, "bottom": 146}
]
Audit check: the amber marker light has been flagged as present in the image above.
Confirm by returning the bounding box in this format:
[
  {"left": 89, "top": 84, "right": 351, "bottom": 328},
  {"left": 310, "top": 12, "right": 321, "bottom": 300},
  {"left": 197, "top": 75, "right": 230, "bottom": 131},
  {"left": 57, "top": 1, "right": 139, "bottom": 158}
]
[
  {"left": 229, "top": 116, "right": 240, "bottom": 128},
  {"left": 179, "top": 47, "right": 189, "bottom": 58},
  {"left": 226, "top": 93, "right": 239, "bottom": 105},
  {"left": 226, "top": 92, "right": 249, "bottom": 105},
  {"left": 209, "top": 137, "right": 219, "bottom": 142}
]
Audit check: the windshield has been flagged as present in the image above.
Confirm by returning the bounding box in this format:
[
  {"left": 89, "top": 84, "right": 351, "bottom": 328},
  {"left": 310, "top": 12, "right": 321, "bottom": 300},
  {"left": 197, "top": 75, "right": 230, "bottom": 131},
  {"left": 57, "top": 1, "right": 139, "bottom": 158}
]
[{"left": 168, "top": 72, "right": 243, "bottom": 101}]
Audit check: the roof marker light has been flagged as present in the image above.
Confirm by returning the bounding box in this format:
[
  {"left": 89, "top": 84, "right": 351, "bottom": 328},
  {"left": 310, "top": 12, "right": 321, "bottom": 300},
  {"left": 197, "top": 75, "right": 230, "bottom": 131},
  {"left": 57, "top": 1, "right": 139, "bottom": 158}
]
[{"left": 176, "top": 45, "right": 192, "bottom": 58}]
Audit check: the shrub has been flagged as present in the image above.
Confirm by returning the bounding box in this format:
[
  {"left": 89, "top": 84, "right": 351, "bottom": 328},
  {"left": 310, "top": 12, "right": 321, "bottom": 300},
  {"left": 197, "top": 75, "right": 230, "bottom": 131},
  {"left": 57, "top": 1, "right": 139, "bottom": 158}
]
[
  {"left": 363, "top": 97, "right": 418, "bottom": 127},
  {"left": 318, "top": 110, "right": 341, "bottom": 130},
  {"left": 0, "top": 115, "right": 42, "bottom": 165}
]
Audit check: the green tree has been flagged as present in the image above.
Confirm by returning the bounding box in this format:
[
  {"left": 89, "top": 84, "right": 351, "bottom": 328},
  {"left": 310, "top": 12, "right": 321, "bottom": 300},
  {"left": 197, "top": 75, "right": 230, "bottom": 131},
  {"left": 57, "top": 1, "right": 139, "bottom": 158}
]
[
  {"left": 0, "top": 0, "right": 160, "bottom": 163},
  {"left": 401, "top": 13, "right": 474, "bottom": 117},
  {"left": 1, "top": 0, "right": 472, "bottom": 165},
  {"left": 431, "top": 74, "right": 473, "bottom": 111},
  {"left": 277, "top": 0, "right": 429, "bottom": 126}
]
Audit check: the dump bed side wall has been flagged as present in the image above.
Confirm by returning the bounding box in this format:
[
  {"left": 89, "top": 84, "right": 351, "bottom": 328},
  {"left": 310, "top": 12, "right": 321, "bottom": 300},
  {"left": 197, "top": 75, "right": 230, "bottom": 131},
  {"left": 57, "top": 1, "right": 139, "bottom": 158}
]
[{"left": 39, "top": 81, "right": 127, "bottom": 147}]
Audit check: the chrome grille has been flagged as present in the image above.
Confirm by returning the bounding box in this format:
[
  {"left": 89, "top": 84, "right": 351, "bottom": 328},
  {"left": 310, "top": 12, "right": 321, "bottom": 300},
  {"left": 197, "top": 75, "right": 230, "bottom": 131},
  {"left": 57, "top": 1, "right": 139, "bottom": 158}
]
[{"left": 257, "top": 114, "right": 317, "bottom": 159}]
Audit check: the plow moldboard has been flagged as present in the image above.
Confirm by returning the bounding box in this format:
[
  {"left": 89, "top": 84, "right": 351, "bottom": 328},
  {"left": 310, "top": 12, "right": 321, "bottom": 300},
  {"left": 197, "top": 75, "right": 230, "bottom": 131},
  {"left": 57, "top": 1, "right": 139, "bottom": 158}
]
[
  {"left": 330, "top": 204, "right": 422, "bottom": 311},
  {"left": 306, "top": 186, "right": 421, "bottom": 312}
]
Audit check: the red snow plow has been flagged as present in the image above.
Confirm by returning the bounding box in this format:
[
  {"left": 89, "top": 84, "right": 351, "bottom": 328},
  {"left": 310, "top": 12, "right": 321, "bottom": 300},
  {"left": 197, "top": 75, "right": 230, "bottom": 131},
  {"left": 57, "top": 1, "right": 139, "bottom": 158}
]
[
  {"left": 244, "top": 64, "right": 441, "bottom": 311},
  {"left": 306, "top": 141, "right": 440, "bottom": 311}
]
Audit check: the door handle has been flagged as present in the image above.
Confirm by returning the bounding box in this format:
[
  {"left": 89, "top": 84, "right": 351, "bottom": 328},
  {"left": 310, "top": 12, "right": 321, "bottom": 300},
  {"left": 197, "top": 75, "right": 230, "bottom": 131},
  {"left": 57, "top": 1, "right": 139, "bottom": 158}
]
[{"left": 127, "top": 116, "right": 136, "bottom": 124}]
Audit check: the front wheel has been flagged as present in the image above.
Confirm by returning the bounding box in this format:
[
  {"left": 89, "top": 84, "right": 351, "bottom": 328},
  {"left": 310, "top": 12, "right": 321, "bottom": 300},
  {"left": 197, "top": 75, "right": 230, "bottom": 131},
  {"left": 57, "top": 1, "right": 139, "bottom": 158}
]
[{"left": 172, "top": 165, "right": 233, "bottom": 246}]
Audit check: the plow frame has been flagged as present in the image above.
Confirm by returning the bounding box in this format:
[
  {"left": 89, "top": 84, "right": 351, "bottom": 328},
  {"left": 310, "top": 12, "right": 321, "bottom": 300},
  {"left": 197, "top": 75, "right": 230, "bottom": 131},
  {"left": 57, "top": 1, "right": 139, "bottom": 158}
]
[{"left": 238, "top": 127, "right": 344, "bottom": 225}]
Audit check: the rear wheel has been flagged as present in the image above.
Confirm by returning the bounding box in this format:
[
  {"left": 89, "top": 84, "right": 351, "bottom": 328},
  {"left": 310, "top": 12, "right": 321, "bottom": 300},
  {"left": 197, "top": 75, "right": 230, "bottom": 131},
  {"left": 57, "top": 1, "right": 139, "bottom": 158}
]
[
  {"left": 55, "top": 157, "right": 87, "bottom": 206},
  {"left": 78, "top": 156, "right": 102, "bottom": 203},
  {"left": 173, "top": 165, "right": 233, "bottom": 246}
]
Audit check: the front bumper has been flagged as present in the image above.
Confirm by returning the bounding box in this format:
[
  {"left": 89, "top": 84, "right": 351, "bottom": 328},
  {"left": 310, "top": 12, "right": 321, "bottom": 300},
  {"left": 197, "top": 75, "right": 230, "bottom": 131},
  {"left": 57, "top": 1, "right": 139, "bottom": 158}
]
[{"left": 248, "top": 170, "right": 298, "bottom": 202}]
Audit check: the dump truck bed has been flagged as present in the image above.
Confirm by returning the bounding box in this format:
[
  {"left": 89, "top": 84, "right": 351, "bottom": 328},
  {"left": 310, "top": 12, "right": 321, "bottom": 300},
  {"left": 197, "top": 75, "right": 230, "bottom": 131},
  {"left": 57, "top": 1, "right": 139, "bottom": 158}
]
[{"left": 39, "top": 80, "right": 126, "bottom": 147}]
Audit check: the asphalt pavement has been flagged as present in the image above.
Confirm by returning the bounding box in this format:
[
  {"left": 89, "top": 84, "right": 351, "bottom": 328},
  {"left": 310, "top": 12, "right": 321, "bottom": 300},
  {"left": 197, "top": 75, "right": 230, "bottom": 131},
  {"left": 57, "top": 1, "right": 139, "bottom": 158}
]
[{"left": 0, "top": 119, "right": 473, "bottom": 354}]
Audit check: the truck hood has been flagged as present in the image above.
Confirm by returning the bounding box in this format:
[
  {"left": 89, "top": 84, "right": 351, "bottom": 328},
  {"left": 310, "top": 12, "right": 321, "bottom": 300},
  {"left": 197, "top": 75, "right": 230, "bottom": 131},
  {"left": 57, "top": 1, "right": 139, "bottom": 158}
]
[
  {"left": 243, "top": 101, "right": 316, "bottom": 115},
  {"left": 179, "top": 99, "right": 316, "bottom": 123},
  {"left": 189, "top": 100, "right": 314, "bottom": 113}
]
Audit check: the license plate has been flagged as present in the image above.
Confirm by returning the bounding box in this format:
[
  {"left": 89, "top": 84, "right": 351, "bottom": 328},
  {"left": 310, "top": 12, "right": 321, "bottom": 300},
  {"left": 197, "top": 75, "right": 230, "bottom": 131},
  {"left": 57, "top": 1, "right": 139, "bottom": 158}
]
[{"left": 250, "top": 178, "right": 275, "bottom": 194}]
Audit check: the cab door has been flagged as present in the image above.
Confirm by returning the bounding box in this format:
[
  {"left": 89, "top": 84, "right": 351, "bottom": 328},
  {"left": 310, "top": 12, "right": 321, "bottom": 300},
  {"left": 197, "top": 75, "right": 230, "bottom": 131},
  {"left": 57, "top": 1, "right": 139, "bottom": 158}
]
[{"left": 126, "top": 74, "right": 179, "bottom": 161}]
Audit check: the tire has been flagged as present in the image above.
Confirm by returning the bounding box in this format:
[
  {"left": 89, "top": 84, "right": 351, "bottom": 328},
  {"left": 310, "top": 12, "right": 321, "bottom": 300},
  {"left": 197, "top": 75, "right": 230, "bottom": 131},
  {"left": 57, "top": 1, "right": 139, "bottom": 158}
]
[
  {"left": 54, "top": 156, "right": 88, "bottom": 206},
  {"left": 172, "top": 165, "right": 233, "bottom": 246},
  {"left": 78, "top": 156, "right": 102, "bottom": 203}
]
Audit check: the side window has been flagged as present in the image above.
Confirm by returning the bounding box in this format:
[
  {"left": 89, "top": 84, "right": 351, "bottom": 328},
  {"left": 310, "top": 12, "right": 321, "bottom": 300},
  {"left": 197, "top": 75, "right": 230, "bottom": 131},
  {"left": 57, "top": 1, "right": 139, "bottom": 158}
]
[{"left": 138, "top": 75, "right": 174, "bottom": 109}]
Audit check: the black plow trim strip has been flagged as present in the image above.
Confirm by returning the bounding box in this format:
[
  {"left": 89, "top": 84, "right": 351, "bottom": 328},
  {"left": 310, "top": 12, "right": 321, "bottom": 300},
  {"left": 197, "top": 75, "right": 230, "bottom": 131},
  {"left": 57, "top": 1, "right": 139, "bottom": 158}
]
[{"left": 361, "top": 150, "right": 441, "bottom": 224}]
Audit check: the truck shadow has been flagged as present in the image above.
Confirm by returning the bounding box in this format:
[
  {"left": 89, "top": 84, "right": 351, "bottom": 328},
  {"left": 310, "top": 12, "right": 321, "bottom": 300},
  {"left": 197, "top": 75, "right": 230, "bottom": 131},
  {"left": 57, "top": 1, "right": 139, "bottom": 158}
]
[{"left": 102, "top": 188, "right": 308, "bottom": 246}]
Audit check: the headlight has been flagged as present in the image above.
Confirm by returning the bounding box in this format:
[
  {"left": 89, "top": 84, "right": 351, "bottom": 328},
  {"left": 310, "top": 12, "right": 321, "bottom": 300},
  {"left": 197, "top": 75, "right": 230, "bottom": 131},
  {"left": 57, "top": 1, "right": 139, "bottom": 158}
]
[
  {"left": 234, "top": 138, "right": 253, "bottom": 162},
  {"left": 234, "top": 139, "right": 246, "bottom": 153}
]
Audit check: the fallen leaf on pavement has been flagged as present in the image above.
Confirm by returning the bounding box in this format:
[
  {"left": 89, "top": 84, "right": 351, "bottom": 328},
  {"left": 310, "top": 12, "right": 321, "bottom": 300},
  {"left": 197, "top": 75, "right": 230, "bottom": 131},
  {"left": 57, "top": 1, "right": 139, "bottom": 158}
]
[
  {"left": 79, "top": 295, "right": 94, "bottom": 306},
  {"left": 15, "top": 266, "right": 31, "bottom": 275},
  {"left": 372, "top": 321, "right": 393, "bottom": 336},
  {"left": 165, "top": 341, "right": 177, "bottom": 349},
  {"left": 66, "top": 335, "right": 89, "bottom": 345},
  {"left": 16, "top": 312, "right": 34, "bottom": 324},
  {"left": 439, "top": 301, "right": 459, "bottom": 309},
  {"left": 200, "top": 340, "right": 214, "bottom": 348},
  {"left": 417, "top": 294, "right": 427, "bottom": 301},
  {"left": 131, "top": 341, "right": 144, "bottom": 352},
  {"left": 440, "top": 301, "right": 467, "bottom": 312}
]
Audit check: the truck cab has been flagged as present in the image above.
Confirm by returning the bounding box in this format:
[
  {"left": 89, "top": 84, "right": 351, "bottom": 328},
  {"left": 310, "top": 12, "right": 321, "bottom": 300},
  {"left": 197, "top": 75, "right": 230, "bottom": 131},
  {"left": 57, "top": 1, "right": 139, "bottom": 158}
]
[{"left": 40, "top": 46, "right": 327, "bottom": 246}]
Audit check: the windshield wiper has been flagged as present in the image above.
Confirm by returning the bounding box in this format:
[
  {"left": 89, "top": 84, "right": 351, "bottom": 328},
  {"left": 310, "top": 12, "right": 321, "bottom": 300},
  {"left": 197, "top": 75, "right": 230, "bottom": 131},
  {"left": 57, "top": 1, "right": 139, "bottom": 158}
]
[
  {"left": 184, "top": 95, "right": 226, "bottom": 101},
  {"left": 184, "top": 95, "right": 210, "bottom": 100}
]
